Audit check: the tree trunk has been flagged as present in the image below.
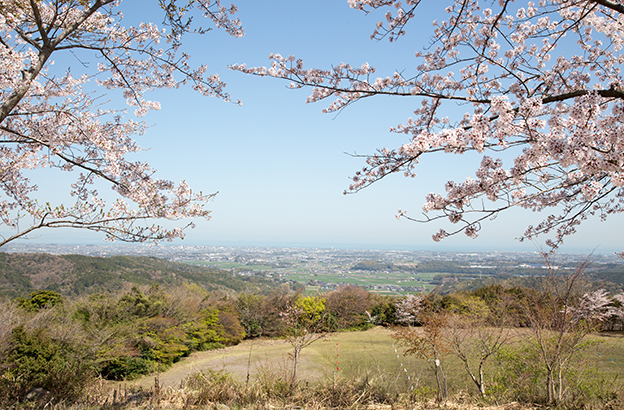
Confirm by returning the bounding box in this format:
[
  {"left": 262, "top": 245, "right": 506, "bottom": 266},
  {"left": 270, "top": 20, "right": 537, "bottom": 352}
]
[
  {"left": 433, "top": 356, "right": 447, "bottom": 401},
  {"left": 433, "top": 361, "right": 442, "bottom": 402},
  {"left": 546, "top": 367, "right": 554, "bottom": 404},
  {"left": 439, "top": 361, "right": 448, "bottom": 400},
  {"left": 462, "top": 361, "right": 485, "bottom": 397},
  {"left": 558, "top": 365, "right": 564, "bottom": 403},
  {"left": 478, "top": 365, "right": 486, "bottom": 396},
  {"left": 291, "top": 347, "right": 300, "bottom": 387}
]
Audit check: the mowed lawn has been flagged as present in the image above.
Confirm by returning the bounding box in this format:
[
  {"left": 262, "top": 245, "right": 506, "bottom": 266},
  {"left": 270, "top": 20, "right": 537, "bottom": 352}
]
[
  {"left": 128, "top": 327, "right": 624, "bottom": 395},
  {"left": 128, "top": 327, "right": 412, "bottom": 390}
]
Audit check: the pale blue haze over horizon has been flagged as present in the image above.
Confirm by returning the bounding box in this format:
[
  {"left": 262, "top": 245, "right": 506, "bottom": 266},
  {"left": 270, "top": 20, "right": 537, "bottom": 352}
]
[{"left": 9, "top": 0, "right": 624, "bottom": 256}]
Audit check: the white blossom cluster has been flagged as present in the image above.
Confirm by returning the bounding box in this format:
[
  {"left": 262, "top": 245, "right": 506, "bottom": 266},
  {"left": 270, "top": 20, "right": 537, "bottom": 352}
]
[
  {"left": 233, "top": 0, "right": 624, "bottom": 253},
  {"left": 0, "top": 1, "right": 243, "bottom": 245}
]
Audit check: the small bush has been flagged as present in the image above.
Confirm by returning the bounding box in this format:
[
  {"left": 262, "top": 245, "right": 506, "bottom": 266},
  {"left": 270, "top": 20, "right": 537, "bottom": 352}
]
[
  {"left": 253, "top": 361, "right": 292, "bottom": 399},
  {"left": 185, "top": 370, "right": 245, "bottom": 406},
  {"left": 100, "top": 356, "right": 156, "bottom": 381},
  {"left": 311, "top": 375, "right": 397, "bottom": 408},
  {"left": 16, "top": 290, "right": 64, "bottom": 312},
  {"left": 491, "top": 343, "right": 545, "bottom": 403},
  {"left": 491, "top": 340, "right": 624, "bottom": 408},
  {"left": 0, "top": 325, "right": 97, "bottom": 404}
]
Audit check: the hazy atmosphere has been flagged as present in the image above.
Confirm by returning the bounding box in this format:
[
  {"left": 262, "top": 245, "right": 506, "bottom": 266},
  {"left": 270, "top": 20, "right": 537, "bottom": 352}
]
[
  {"left": 10, "top": 0, "right": 622, "bottom": 254},
  {"left": 3, "top": 2, "right": 624, "bottom": 409}
]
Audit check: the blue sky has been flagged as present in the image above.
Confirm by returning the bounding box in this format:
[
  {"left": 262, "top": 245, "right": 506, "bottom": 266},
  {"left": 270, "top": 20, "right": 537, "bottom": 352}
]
[{"left": 16, "top": 0, "right": 624, "bottom": 255}]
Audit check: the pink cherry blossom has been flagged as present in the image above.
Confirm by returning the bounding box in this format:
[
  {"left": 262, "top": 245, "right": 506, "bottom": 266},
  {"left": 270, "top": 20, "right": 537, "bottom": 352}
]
[
  {"left": 233, "top": 0, "right": 624, "bottom": 254},
  {"left": 0, "top": 0, "right": 242, "bottom": 246}
]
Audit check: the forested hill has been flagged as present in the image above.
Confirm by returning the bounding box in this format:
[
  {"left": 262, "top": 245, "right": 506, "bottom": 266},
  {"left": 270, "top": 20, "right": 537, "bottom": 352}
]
[{"left": 0, "top": 252, "right": 276, "bottom": 299}]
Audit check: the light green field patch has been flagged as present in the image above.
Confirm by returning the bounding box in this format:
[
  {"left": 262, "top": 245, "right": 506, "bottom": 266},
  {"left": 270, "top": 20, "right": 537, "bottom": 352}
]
[{"left": 127, "top": 326, "right": 624, "bottom": 401}]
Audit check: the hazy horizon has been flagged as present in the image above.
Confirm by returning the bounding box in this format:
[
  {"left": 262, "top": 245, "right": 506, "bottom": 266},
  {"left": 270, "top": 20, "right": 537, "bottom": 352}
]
[{"left": 5, "top": 1, "right": 623, "bottom": 257}]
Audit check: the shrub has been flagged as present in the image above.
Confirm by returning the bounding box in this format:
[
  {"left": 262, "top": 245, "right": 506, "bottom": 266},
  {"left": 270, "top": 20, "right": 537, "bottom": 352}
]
[
  {"left": 15, "top": 290, "right": 63, "bottom": 312},
  {"left": 368, "top": 295, "right": 398, "bottom": 326},
  {"left": 325, "top": 285, "right": 373, "bottom": 330},
  {"left": 236, "top": 292, "right": 265, "bottom": 337},
  {"left": 100, "top": 356, "right": 155, "bottom": 381},
  {"left": 0, "top": 325, "right": 97, "bottom": 404},
  {"left": 185, "top": 370, "right": 245, "bottom": 406},
  {"left": 491, "top": 343, "right": 545, "bottom": 403}
]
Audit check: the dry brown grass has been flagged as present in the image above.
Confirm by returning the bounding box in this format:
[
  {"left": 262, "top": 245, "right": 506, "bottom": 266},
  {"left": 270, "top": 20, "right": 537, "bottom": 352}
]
[{"left": 65, "top": 377, "right": 540, "bottom": 410}]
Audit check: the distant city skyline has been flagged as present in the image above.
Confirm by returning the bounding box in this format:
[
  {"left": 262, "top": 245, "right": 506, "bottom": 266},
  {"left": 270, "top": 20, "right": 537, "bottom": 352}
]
[
  {"left": 6, "top": 232, "right": 622, "bottom": 256},
  {"left": 5, "top": 242, "right": 624, "bottom": 270}
]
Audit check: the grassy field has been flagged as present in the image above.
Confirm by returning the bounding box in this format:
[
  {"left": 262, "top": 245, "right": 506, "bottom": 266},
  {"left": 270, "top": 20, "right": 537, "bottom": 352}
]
[
  {"left": 182, "top": 260, "right": 439, "bottom": 294},
  {"left": 128, "top": 326, "right": 624, "bottom": 399},
  {"left": 128, "top": 327, "right": 410, "bottom": 390},
  {"left": 586, "top": 331, "right": 624, "bottom": 381}
]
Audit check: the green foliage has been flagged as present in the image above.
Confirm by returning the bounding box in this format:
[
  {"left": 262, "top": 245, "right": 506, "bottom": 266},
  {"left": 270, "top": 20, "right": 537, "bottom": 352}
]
[
  {"left": 441, "top": 292, "right": 489, "bottom": 318},
  {"left": 491, "top": 343, "right": 545, "bottom": 402},
  {"left": 368, "top": 295, "right": 398, "bottom": 326},
  {"left": 15, "top": 290, "right": 63, "bottom": 311},
  {"left": 94, "top": 290, "right": 247, "bottom": 379},
  {"left": 183, "top": 308, "right": 227, "bottom": 351},
  {"left": 4, "top": 285, "right": 251, "bottom": 385},
  {"left": 209, "top": 299, "right": 247, "bottom": 344},
  {"left": 140, "top": 317, "right": 190, "bottom": 365},
  {"left": 236, "top": 292, "right": 264, "bottom": 337},
  {"left": 352, "top": 260, "right": 396, "bottom": 271},
  {"left": 3, "top": 263, "right": 624, "bottom": 409},
  {"left": 565, "top": 366, "right": 618, "bottom": 408},
  {"left": 0, "top": 325, "right": 96, "bottom": 403},
  {"left": 119, "top": 285, "right": 167, "bottom": 318},
  {"left": 101, "top": 356, "right": 155, "bottom": 381},
  {"left": 295, "top": 295, "right": 326, "bottom": 325},
  {"left": 0, "top": 252, "right": 276, "bottom": 299},
  {"left": 488, "top": 335, "right": 622, "bottom": 409}
]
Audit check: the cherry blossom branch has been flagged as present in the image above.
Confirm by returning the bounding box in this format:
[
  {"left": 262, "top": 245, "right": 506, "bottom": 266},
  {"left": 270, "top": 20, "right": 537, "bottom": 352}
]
[
  {"left": 590, "top": 0, "right": 624, "bottom": 14},
  {"left": 0, "top": 0, "right": 242, "bottom": 245},
  {"left": 0, "top": 124, "right": 127, "bottom": 188},
  {"left": 235, "top": 0, "right": 624, "bottom": 252}
]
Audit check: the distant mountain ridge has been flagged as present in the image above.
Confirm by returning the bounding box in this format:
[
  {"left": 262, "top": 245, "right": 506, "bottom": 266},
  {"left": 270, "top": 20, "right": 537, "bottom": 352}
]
[{"left": 0, "top": 252, "right": 276, "bottom": 299}]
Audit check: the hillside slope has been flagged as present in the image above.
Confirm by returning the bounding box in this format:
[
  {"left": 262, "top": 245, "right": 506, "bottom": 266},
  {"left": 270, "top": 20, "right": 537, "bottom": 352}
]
[{"left": 0, "top": 252, "right": 277, "bottom": 298}]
